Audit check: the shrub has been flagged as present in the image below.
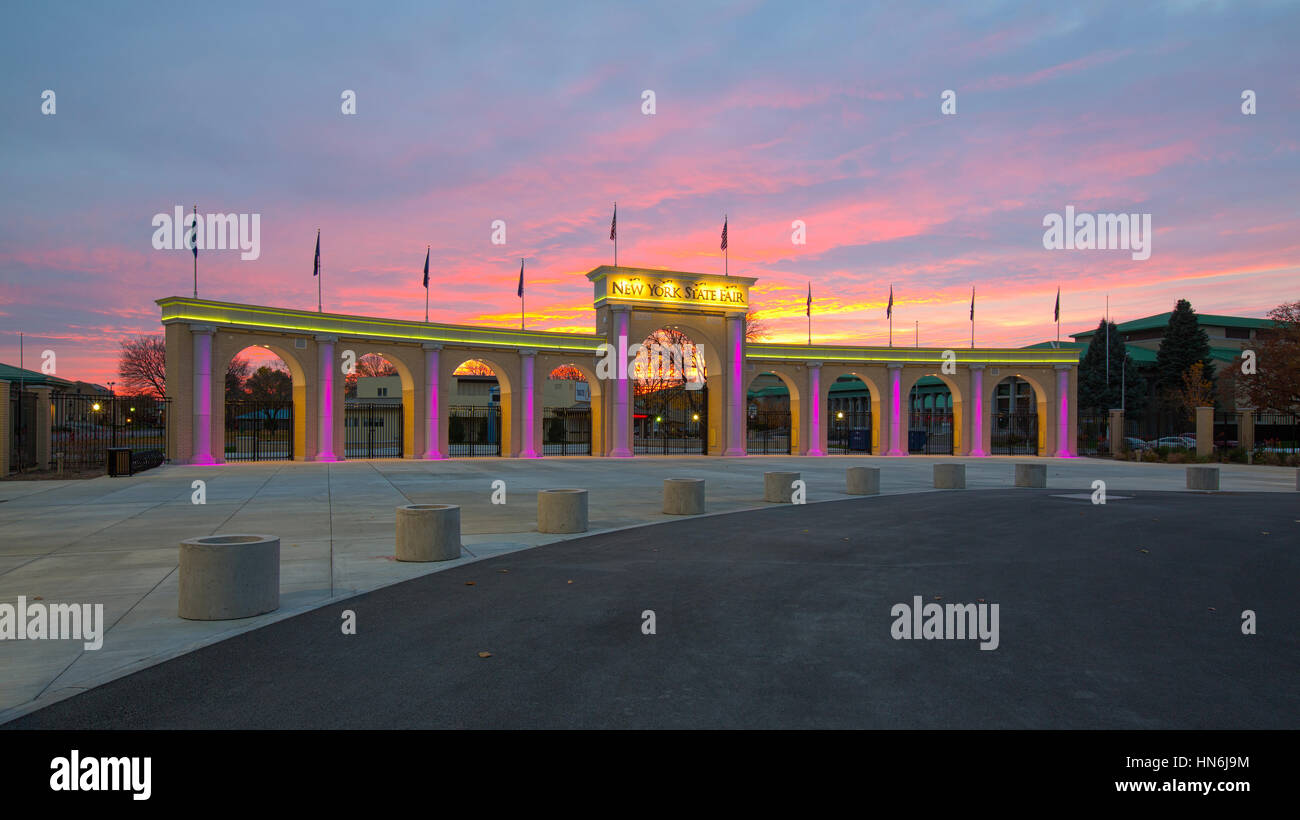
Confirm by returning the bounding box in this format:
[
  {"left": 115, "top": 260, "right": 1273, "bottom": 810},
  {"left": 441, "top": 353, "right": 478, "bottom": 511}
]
[
  {"left": 1286, "top": 453, "right": 1300, "bottom": 468},
  {"left": 1167, "top": 452, "right": 1189, "bottom": 464},
  {"left": 1257, "top": 450, "right": 1283, "bottom": 466}
]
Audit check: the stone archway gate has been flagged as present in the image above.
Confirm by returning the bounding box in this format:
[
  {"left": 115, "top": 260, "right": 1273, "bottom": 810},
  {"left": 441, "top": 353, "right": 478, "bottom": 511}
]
[{"left": 160, "top": 266, "right": 1078, "bottom": 463}]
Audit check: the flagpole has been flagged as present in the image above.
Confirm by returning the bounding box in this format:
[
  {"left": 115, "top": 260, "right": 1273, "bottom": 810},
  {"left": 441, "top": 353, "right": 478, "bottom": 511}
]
[
  {"left": 425, "top": 245, "right": 430, "bottom": 324},
  {"left": 613, "top": 202, "right": 617, "bottom": 268},
  {"left": 1105, "top": 294, "right": 1110, "bottom": 386},
  {"left": 192, "top": 204, "right": 198, "bottom": 298},
  {"left": 317, "top": 228, "right": 322, "bottom": 313},
  {"left": 915, "top": 321, "right": 918, "bottom": 348},
  {"left": 724, "top": 214, "right": 728, "bottom": 277}
]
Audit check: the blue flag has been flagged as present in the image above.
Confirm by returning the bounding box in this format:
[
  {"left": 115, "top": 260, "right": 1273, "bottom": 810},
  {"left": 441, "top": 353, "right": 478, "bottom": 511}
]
[
  {"left": 189, "top": 206, "right": 199, "bottom": 259},
  {"left": 423, "top": 246, "right": 430, "bottom": 288}
]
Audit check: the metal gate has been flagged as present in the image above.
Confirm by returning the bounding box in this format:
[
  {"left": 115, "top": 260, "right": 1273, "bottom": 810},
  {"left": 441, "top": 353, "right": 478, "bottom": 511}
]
[
  {"left": 828, "top": 409, "right": 872, "bottom": 454},
  {"left": 543, "top": 407, "right": 591, "bottom": 455},
  {"left": 992, "top": 411, "right": 1038, "bottom": 455},
  {"left": 635, "top": 385, "right": 707, "bottom": 454},
  {"left": 345, "top": 402, "right": 404, "bottom": 458},
  {"left": 747, "top": 409, "right": 791, "bottom": 454},
  {"left": 225, "top": 400, "right": 293, "bottom": 461},
  {"left": 449, "top": 405, "right": 501, "bottom": 456},
  {"left": 908, "top": 409, "right": 953, "bottom": 454}
]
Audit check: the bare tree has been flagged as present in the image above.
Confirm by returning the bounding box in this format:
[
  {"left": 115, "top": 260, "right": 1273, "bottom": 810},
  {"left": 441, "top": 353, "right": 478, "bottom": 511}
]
[
  {"left": 117, "top": 335, "right": 167, "bottom": 398},
  {"left": 548, "top": 364, "right": 587, "bottom": 381},
  {"left": 745, "top": 308, "right": 771, "bottom": 342},
  {"left": 344, "top": 353, "right": 398, "bottom": 397}
]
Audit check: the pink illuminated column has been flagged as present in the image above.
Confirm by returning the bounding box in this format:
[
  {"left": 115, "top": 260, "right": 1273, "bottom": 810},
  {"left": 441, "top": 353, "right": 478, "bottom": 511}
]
[
  {"left": 1054, "top": 365, "right": 1073, "bottom": 457},
  {"left": 315, "top": 335, "right": 339, "bottom": 462},
  {"left": 610, "top": 308, "right": 633, "bottom": 457},
  {"left": 968, "top": 364, "right": 987, "bottom": 457},
  {"left": 190, "top": 324, "right": 216, "bottom": 465},
  {"left": 806, "top": 362, "right": 825, "bottom": 456},
  {"left": 724, "top": 313, "right": 746, "bottom": 456},
  {"left": 422, "top": 343, "right": 444, "bottom": 459},
  {"left": 519, "top": 349, "right": 540, "bottom": 458},
  {"left": 887, "top": 364, "right": 906, "bottom": 455}
]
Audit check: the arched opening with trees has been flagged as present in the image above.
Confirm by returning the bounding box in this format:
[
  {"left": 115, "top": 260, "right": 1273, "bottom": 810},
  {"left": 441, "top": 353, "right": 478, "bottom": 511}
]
[
  {"left": 344, "top": 352, "right": 406, "bottom": 458},
  {"left": 633, "top": 327, "right": 707, "bottom": 454},
  {"left": 224, "top": 346, "right": 297, "bottom": 461}
]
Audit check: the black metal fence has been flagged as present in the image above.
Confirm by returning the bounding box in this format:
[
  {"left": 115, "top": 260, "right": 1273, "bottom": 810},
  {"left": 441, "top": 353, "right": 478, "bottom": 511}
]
[
  {"left": 828, "top": 409, "right": 871, "bottom": 454},
  {"left": 47, "top": 393, "right": 169, "bottom": 471},
  {"left": 1213, "top": 411, "right": 1240, "bottom": 456},
  {"left": 747, "top": 409, "right": 792, "bottom": 455},
  {"left": 634, "top": 385, "right": 707, "bottom": 454},
  {"left": 1124, "top": 408, "right": 1194, "bottom": 451},
  {"left": 991, "top": 411, "right": 1038, "bottom": 455},
  {"left": 449, "top": 405, "right": 501, "bottom": 457},
  {"left": 1255, "top": 411, "right": 1299, "bottom": 454},
  {"left": 345, "top": 402, "right": 404, "bottom": 458},
  {"left": 225, "top": 400, "right": 293, "bottom": 461},
  {"left": 543, "top": 407, "right": 592, "bottom": 455},
  {"left": 1077, "top": 412, "right": 1110, "bottom": 457},
  {"left": 908, "top": 409, "right": 953, "bottom": 454}
]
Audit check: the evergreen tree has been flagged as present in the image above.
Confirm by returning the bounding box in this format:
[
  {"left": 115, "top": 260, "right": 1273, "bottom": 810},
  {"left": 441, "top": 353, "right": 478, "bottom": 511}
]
[
  {"left": 1154, "top": 299, "right": 1215, "bottom": 411},
  {"left": 1078, "top": 319, "right": 1147, "bottom": 415}
]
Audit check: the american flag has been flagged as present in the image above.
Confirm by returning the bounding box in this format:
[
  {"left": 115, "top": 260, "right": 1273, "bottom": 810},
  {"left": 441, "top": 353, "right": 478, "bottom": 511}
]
[
  {"left": 886, "top": 285, "right": 893, "bottom": 319},
  {"left": 720, "top": 216, "right": 728, "bottom": 251},
  {"left": 610, "top": 203, "right": 617, "bottom": 241}
]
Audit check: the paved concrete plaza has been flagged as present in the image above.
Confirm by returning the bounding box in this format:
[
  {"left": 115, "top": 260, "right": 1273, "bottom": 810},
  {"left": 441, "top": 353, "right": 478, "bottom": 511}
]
[
  {"left": 5, "top": 488, "right": 1296, "bottom": 729},
  {"left": 0, "top": 455, "right": 1296, "bottom": 724}
]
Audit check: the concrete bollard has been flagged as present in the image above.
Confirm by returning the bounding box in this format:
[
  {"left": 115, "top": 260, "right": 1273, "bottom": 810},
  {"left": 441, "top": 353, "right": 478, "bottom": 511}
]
[
  {"left": 933, "top": 464, "right": 966, "bottom": 489},
  {"left": 538, "top": 489, "right": 588, "bottom": 533},
  {"left": 1015, "top": 463, "right": 1047, "bottom": 488},
  {"left": 179, "top": 534, "right": 280, "bottom": 621},
  {"left": 396, "top": 504, "right": 462, "bottom": 562},
  {"left": 1186, "top": 466, "right": 1220, "bottom": 491},
  {"left": 663, "top": 478, "right": 706, "bottom": 515},
  {"left": 846, "top": 466, "right": 880, "bottom": 495},
  {"left": 764, "top": 471, "right": 801, "bottom": 503}
]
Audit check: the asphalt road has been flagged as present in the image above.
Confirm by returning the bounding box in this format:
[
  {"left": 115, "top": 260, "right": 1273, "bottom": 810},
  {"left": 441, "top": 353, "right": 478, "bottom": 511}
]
[{"left": 7, "top": 489, "right": 1298, "bottom": 729}]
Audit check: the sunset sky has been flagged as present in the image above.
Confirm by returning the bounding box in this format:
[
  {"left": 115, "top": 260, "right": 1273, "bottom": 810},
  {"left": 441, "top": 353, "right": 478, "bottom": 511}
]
[{"left": 2, "top": 1, "right": 1297, "bottom": 385}]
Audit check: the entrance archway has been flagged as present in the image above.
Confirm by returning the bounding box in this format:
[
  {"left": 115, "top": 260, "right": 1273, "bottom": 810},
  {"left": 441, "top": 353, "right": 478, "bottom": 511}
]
[
  {"left": 633, "top": 327, "right": 707, "bottom": 454},
  {"left": 746, "top": 372, "right": 793, "bottom": 454},
  {"left": 449, "top": 359, "right": 503, "bottom": 456},
  {"left": 991, "top": 376, "right": 1039, "bottom": 455},
  {"left": 544, "top": 364, "right": 592, "bottom": 455},
  {"left": 223, "top": 345, "right": 301, "bottom": 461}
]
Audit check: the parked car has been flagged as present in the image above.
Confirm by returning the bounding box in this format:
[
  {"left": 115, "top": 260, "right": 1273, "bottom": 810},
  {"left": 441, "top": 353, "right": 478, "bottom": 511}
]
[
  {"left": 1124, "top": 437, "right": 1153, "bottom": 451},
  {"left": 1151, "top": 436, "right": 1194, "bottom": 450}
]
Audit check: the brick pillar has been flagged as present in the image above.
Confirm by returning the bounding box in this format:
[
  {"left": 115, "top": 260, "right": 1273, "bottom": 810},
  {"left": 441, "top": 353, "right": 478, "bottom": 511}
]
[
  {"left": 1240, "top": 410, "right": 1255, "bottom": 453},
  {"left": 1195, "top": 406, "right": 1214, "bottom": 458}
]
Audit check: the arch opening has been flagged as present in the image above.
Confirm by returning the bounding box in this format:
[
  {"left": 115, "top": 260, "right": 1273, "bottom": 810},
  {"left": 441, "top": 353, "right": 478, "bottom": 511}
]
[
  {"left": 224, "top": 346, "right": 298, "bottom": 461},
  {"left": 344, "top": 352, "right": 407, "bottom": 458},
  {"left": 908, "top": 376, "right": 954, "bottom": 454},
  {"left": 991, "top": 376, "right": 1039, "bottom": 455},
  {"left": 544, "top": 364, "right": 593, "bottom": 455},
  {"left": 633, "top": 327, "right": 707, "bottom": 454},
  {"left": 746, "top": 372, "right": 793, "bottom": 454},
  {"left": 829, "top": 374, "right": 873, "bottom": 454},
  {"left": 449, "top": 359, "right": 503, "bottom": 457}
]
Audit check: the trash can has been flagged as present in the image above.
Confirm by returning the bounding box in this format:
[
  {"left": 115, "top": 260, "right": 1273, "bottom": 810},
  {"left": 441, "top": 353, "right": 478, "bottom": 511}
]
[
  {"left": 107, "top": 447, "right": 132, "bottom": 477},
  {"left": 849, "top": 429, "right": 869, "bottom": 452}
]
